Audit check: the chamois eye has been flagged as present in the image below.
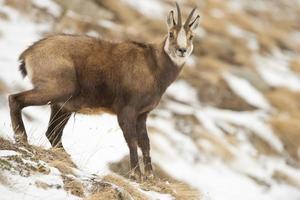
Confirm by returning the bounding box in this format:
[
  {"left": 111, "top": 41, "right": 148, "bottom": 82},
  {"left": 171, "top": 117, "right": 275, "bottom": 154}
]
[
  {"left": 169, "top": 32, "right": 174, "bottom": 38},
  {"left": 189, "top": 35, "right": 193, "bottom": 40}
]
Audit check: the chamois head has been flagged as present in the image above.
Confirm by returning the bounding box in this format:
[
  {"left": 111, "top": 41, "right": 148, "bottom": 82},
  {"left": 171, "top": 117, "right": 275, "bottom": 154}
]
[{"left": 164, "top": 2, "right": 200, "bottom": 66}]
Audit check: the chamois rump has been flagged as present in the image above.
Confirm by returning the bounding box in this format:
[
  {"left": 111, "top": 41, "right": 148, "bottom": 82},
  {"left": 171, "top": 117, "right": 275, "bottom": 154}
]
[{"left": 9, "top": 3, "right": 199, "bottom": 181}]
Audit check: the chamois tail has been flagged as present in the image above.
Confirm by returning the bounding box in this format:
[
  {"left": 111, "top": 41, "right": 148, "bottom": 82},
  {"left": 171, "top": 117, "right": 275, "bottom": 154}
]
[{"left": 19, "top": 60, "right": 27, "bottom": 78}]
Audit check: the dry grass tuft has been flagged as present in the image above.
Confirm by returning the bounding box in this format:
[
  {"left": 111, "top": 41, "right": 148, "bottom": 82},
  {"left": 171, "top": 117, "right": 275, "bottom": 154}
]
[
  {"left": 103, "top": 174, "right": 147, "bottom": 200},
  {"left": 110, "top": 156, "right": 200, "bottom": 199},
  {"left": 266, "top": 88, "right": 300, "bottom": 114},
  {"left": 0, "top": 172, "right": 10, "bottom": 186},
  {"left": 184, "top": 71, "right": 255, "bottom": 111},
  {"left": 271, "top": 115, "right": 300, "bottom": 161},
  {"left": 272, "top": 170, "right": 300, "bottom": 188},
  {"left": 32, "top": 146, "right": 76, "bottom": 169},
  {"left": 141, "top": 179, "right": 200, "bottom": 200},
  {"left": 0, "top": 137, "right": 17, "bottom": 151},
  {"left": 86, "top": 189, "right": 120, "bottom": 200},
  {"left": 49, "top": 160, "right": 74, "bottom": 175},
  {"left": 63, "top": 176, "right": 85, "bottom": 198},
  {"left": 197, "top": 131, "right": 235, "bottom": 162},
  {"left": 290, "top": 58, "right": 300, "bottom": 74},
  {"left": 249, "top": 132, "right": 279, "bottom": 156}
]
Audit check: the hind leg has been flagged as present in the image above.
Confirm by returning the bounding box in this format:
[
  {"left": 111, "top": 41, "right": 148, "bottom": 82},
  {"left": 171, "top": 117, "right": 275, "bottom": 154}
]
[
  {"left": 46, "top": 104, "right": 72, "bottom": 148},
  {"left": 9, "top": 89, "right": 73, "bottom": 144}
]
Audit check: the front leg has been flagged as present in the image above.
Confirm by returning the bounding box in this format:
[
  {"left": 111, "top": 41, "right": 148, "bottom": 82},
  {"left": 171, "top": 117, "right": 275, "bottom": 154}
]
[
  {"left": 136, "top": 112, "right": 153, "bottom": 179},
  {"left": 117, "top": 106, "right": 141, "bottom": 181}
]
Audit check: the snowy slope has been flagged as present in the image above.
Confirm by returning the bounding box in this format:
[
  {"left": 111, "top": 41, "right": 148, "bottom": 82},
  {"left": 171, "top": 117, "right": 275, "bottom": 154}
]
[{"left": 0, "top": 0, "right": 300, "bottom": 200}]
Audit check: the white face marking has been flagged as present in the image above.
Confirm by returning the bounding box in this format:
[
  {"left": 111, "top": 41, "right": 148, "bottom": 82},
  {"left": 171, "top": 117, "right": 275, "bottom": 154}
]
[
  {"left": 164, "top": 26, "right": 193, "bottom": 67},
  {"left": 177, "top": 27, "right": 187, "bottom": 48},
  {"left": 164, "top": 38, "right": 192, "bottom": 67}
]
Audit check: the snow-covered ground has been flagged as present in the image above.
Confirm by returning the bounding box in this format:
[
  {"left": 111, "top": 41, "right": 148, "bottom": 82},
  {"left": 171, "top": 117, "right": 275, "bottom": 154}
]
[{"left": 0, "top": 0, "right": 300, "bottom": 200}]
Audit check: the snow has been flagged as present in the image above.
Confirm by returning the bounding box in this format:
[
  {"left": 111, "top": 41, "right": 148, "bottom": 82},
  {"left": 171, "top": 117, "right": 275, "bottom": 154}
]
[
  {"left": 0, "top": 165, "right": 80, "bottom": 200},
  {"left": 255, "top": 52, "right": 300, "bottom": 91},
  {"left": 0, "top": 150, "right": 19, "bottom": 157},
  {"left": 223, "top": 72, "right": 271, "bottom": 110},
  {"left": 139, "top": 189, "right": 174, "bottom": 200},
  {"left": 196, "top": 108, "right": 283, "bottom": 152},
  {"left": 31, "top": 0, "right": 62, "bottom": 17},
  {"left": 122, "top": 0, "right": 166, "bottom": 19},
  {"left": 227, "top": 24, "right": 259, "bottom": 51},
  {"left": 63, "top": 114, "right": 128, "bottom": 174},
  {"left": 166, "top": 80, "right": 199, "bottom": 105},
  {"left": 0, "top": 1, "right": 300, "bottom": 200}
]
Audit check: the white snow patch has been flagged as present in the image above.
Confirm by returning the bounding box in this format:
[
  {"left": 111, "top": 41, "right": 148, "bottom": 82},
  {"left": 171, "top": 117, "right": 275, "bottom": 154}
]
[
  {"left": 122, "top": 0, "right": 166, "bottom": 19},
  {"left": 0, "top": 150, "right": 19, "bottom": 157},
  {"left": 255, "top": 52, "right": 300, "bottom": 91},
  {"left": 0, "top": 167, "right": 80, "bottom": 200},
  {"left": 63, "top": 114, "right": 128, "bottom": 174},
  {"left": 196, "top": 108, "right": 283, "bottom": 152},
  {"left": 139, "top": 189, "right": 174, "bottom": 200},
  {"left": 31, "top": 0, "right": 62, "bottom": 17},
  {"left": 227, "top": 24, "right": 259, "bottom": 51},
  {"left": 223, "top": 72, "right": 271, "bottom": 110},
  {"left": 166, "top": 80, "right": 199, "bottom": 105}
]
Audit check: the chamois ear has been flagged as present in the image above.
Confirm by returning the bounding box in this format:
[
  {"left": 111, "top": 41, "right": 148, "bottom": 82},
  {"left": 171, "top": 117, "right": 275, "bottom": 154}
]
[
  {"left": 189, "top": 15, "right": 200, "bottom": 32},
  {"left": 167, "top": 10, "right": 176, "bottom": 29}
]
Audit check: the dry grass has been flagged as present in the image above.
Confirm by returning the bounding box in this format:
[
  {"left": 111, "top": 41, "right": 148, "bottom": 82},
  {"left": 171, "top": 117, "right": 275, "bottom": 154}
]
[
  {"left": 0, "top": 137, "right": 17, "bottom": 151},
  {"left": 271, "top": 115, "right": 300, "bottom": 161},
  {"left": 290, "top": 58, "right": 300, "bottom": 74},
  {"left": 0, "top": 172, "right": 10, "bottom": 186},
  {"left": 49, "top": 160, "right": 74, "bottom": 175},
  {"left": 0, "top": 11, "right": 9, "bottom": 20},
  {"left": 86, "top": 189, "right": 121, "bottom": 200},
  {"left": 197, "top": 131, "right": 235, "bottom": 162},
  {"left": 266, "top": 88, "right": 300, "bottom": 114},
  {"left": 249, "top": 132, "right": 280, "bottom": 156},
  {"left": 109, "top": 156, "right": 200, "bottom": 200},
  {"left": 103, "top": 174, "right": 148, "bottom": 200},
  {"left": 63, "top": 176, "right": 85, "bottom": 198},
  {"left": 32, "top": 146, "right": 76, "bottom": 169},
  {"left": 272, "top": 170, "right": 300, "bottom": 188},
  {"left": 183, "top": 69, "right": 249, "bottom": 111},
  {"left": 141, "top": 179, "right": 200, "bottom": 200}
]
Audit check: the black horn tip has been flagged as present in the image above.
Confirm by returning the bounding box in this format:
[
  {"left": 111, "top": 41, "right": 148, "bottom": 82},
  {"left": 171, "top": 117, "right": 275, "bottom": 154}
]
[
  {"left": 189, "top": 15, "right": 200, "bottom": 27},
  {"left": 184, "top": 6, "right": 198, "bottom": 27},
  {"left": 175, "top": 1, "right": 182, "bottom": 26}
]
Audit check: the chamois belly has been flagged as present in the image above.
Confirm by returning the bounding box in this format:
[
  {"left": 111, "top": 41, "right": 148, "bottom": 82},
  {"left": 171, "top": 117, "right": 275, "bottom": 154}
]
[{"left": 77, "top": 106, "right": 114, "bottom": 115}]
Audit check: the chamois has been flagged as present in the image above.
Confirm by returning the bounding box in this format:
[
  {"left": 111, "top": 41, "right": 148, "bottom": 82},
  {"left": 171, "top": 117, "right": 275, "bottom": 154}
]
[{"left": 9, "top": 3, "right": 199, "bottom": 181}]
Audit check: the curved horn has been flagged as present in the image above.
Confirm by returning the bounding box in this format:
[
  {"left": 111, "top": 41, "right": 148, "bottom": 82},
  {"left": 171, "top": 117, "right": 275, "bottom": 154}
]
[
  {"left": 184, "top": 7, "right": 197, "bottom": 27},
  {"left": 171, "top": 10, "right": 176, "bottom": 26},
  {"left": 175, "top": 2, "right": 182, "bottom": 26}
]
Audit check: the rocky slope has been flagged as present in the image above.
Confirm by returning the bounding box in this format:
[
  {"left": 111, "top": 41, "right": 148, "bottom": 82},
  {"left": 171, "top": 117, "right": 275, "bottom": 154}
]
[{"left": 1, "top": 0, "right": 300, "bottom": 199}]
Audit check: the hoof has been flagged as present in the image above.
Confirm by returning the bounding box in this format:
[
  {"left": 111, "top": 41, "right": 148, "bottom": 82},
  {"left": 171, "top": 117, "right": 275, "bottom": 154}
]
[
  {"left": 129, "top": 169, "right": 142, "bottom": 182},
  {"left": 14, "top": 133, "right": 28, "bottom": 145},
  {"left": 143, "top": 170, "right": 154, "bottom": 181}
]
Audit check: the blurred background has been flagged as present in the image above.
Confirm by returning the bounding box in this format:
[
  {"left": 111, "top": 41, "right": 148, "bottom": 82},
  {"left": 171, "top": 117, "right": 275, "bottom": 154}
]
[{"left": 0, "top": 0, "right": 300, "bottom": 199}]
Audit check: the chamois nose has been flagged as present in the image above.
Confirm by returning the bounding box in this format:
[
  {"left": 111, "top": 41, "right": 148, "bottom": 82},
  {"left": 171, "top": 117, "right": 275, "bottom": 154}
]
[{"left": 178, "top": 48, "right": 187, "bottom": 54}]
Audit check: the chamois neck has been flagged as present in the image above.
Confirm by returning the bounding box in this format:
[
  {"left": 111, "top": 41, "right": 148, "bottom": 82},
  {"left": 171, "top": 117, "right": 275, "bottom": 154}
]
[{"left": 150, "top": 38, "right": 182, "bottom": 93}]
